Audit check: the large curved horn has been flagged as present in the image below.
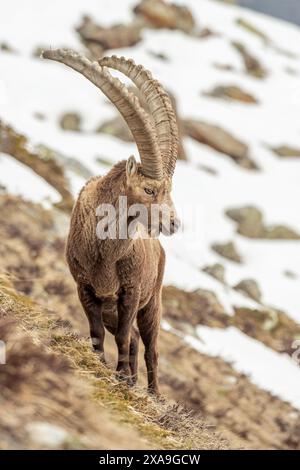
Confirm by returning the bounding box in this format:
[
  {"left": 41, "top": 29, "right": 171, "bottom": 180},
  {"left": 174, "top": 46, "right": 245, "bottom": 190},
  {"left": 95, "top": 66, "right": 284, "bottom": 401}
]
[
  {"left": 99, "top": 55, "right": 179, "bottom": 178},
  {"left": 42, "top": 49, "right": 163, "bottom": 180}
]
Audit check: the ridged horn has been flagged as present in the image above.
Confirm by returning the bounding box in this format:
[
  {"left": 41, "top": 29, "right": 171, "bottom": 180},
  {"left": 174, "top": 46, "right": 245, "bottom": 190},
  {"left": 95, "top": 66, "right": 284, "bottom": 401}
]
[
  {"left": 42, "top": 49, "right": 163, "bottom": 180},
  {"left": 99, "top": 55, "right": 179, "bottom": 178}
]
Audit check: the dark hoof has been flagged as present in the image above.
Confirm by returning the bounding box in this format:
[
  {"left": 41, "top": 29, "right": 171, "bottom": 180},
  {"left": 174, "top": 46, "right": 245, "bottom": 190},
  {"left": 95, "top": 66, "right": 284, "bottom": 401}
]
[
  {"left": 116, "top": 368, "right": 133, "bottom": 386},
  {"left": 130, "top": 374, "right": 138, "bottom": 387},
  {"left": 148, "top": 386, "right": 160, "bottom": 397},
  {"left": 95, "top": 350, "right": 106, "bottom": 365}
]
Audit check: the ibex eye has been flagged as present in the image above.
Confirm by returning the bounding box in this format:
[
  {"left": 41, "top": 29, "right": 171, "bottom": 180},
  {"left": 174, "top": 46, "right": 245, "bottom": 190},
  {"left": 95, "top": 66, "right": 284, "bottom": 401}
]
[{"left": 144, "top": 187, "right": 154, "bottom": 196}]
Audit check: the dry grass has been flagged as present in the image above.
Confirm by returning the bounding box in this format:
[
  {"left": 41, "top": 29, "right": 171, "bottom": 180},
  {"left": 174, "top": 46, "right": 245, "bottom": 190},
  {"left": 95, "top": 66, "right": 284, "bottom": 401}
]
[{"left": 0, "top": 274, "right": 227, "bottom": 450}]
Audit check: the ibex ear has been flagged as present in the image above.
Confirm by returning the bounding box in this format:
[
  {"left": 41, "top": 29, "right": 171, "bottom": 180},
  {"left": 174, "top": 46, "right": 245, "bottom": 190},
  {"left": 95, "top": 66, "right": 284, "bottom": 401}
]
[{"left": 126, "top": 155, "right": 137, "bottom": 178}]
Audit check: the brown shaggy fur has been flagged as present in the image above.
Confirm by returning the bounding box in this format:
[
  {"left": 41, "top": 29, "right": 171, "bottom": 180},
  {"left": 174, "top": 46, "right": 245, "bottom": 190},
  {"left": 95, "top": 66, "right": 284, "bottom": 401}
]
[{"left": 66, "top": 158, "right": 179, "bottom": 394}]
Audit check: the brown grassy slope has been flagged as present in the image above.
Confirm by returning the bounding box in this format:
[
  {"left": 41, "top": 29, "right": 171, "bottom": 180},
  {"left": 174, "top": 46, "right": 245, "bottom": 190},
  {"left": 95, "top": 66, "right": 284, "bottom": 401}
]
[
  {"left": 0, "top": 314, "right": 146, "bottom": 450},
  {"left": 0, "top": 194, "right": 300, "bottom": 449},
  {"left": 158, "top": 330, "right": 300, "bottom": 450},
  {"left": 0, "top": 274, "right": 226, "bottom": 450}
]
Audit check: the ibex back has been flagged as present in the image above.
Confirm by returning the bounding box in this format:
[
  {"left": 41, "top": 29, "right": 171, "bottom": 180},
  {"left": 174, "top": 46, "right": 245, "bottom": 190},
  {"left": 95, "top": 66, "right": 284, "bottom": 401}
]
[{"left": 43, "top": 49, "right": 180, "bottom": 395}]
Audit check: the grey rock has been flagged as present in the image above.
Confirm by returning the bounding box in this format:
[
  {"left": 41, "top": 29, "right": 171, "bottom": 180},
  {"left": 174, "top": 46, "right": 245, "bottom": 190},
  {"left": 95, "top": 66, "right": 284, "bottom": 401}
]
[
  {"left": 183, "top": 119, "right": 257, "bottom": 169},
  {"left": 226, "top": 205, "right": 300, "bottom": 239},
  {"left": 211, "top": 241, "right": 242, "bottom": 263},
  {"left": 97, "top": 116, "right": 134, "bottom": 142},
  {"left": 270, "top": 145, "right": 300, "bottom": 158},
  {"left": 264, "top": 225, "right": 300, "bottom": 240},
  {"left": 231, "top": 41, "right": 268, "bottom": 79},
  {"left": 204, "top": 85, "right": 258, "bottom": 104},
  {"left": 234, "top": 278, "right": 262, "bottom": 302},
  {"left": 59, "top": 113, "right": 81, "bottom": 132},
  {"left": 133, "top": 0, "right": 196, "bottom": 33},
  {"left": 202, "top": 263, "right": 226, "bottom": 283},
  {"left": 226, "top": 206, "right": 263, "bottom": 238}
]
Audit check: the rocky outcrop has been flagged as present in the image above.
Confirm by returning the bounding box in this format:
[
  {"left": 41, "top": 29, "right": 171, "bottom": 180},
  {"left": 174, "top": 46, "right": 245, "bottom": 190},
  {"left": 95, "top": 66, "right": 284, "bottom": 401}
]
[
  {"left": 226, "top": 206, "right": 263, "bottom": 238},
  {"left": 163, "top": 285, "right": 228, "bottom": 329},
  {"left": 213, "top": 62, "right": 235, "bottom": 72},
  {"left": 97, "top": 116, "right": 134, "bottom": 142},
  {"left": 162, "top": 284, "right": 300, "bottom": 356},
  {"left": 226, "top": 205, "right": 300, "bottom": 240},
  {"left": 183, "top": 119, "right": 257, "bottom": 169},
  {"left": 59, "top": 112, "right": 82, "bottom": 132},
  {"left": 270, "top": 145, "right": 300, "bottom": 158},
  {"left": 76, "top": 16, "right": 143, "bottom": 58},
  {"left": 133, "top": 0, "right": 196, "bottom": 33},
  {"left": 234, "top": 278, "right": 262, "bottom": 302},
  {"left": 202, "top": 263, "right": 226, "bottom": 283},
  {"left": 0, "top": 41, "right": 16, "bottom": 53},
  {"left": 203, "top": 85, "right": 258, "bottom": 104},
  {"left": 232, "top": 41, "right": 267, "bottom": 79},
  {"left": 77, "top": 1, "right": 197, "bottom": 59},
  {"left": 211, "top": 241, "right": 243, "bottom": 263},
  {"left": 264, "top": 225, "right": 300, "bottom": 240}
]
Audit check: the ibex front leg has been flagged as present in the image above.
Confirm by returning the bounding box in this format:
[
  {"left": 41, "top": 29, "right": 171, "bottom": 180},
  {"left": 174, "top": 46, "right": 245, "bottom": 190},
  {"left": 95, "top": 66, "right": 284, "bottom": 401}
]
[
  {"left": 137, "top": 294, "right": 161, "bottom": 395},
  {"left": 116, "top": 287, "right": 140, "bottom": 384},
  {"left": 77, "top": 283, "right": 106, "bottom": 363}
]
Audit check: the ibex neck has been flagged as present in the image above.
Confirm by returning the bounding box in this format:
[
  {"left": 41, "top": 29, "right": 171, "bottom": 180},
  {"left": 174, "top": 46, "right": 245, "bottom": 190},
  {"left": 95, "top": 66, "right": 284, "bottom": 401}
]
[
  {"left": 96, "top": 160, "right": 136, "bottom": 256},
  {"left": 96, "top": 160, "right": 127, "bottom": 205}
]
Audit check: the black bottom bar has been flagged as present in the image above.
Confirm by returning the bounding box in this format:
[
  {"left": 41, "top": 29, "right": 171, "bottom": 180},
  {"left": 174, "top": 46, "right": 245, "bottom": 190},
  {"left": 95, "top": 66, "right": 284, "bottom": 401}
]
[{"left": 0, "top": 450, "right": 296, "bottom": 466}]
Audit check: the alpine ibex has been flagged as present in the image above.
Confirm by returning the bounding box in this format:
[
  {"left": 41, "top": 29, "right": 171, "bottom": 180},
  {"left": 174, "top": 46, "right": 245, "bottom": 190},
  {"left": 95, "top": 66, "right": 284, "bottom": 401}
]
[{"left": 43, "top": 49, "right": 180, "bottom": 394}]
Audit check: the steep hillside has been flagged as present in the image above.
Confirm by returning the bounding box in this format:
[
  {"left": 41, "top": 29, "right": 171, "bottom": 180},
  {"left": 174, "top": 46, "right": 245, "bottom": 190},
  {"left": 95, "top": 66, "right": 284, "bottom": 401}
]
[
  {"left": 1, "top": 0, "right": 300, "bottom": 449},
  {"left": 0, "top": 270, "right": 225, "bottom": 450},
  {"left": 1, "top": 194, "right": 300, "bottom": 449}
]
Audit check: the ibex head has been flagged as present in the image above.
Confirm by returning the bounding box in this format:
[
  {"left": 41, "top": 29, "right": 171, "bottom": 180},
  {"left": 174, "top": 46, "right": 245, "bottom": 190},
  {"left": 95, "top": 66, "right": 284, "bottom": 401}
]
[
  {"left": 42, "top": 50, "right": 181, "bottom": 237},
  {"left": 125, "top": 155, "right": 180, "bottom": 236}
]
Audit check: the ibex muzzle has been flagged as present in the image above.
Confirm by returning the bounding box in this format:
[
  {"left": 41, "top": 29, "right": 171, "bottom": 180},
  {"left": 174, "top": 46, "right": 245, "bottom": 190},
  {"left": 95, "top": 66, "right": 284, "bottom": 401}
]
[{"left": 125, "top": 155, "right": 180, "bottom": 238}]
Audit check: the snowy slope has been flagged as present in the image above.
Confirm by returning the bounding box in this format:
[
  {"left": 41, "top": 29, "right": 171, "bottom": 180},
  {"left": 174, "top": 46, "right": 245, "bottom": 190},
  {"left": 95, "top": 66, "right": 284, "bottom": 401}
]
[
  {"left": 0, "top": 152, "right": 60, "bottom": 206},
  {"left": 1, "top": 0, "right": 300, "bottom": 407}
]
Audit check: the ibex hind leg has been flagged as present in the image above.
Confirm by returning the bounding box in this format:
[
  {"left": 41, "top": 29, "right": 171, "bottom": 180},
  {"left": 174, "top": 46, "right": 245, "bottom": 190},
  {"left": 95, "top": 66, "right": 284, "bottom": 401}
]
[
  {"left": 77, "top": 283, "right": 106, "bottom": 363},
  {"left": 115, "top": 288, "right": 140, "bottom": 385},
  {"left": 129, "top": 327, "right": 139, "bottom": 385},
  {"left": 137, "top": 295, "right": 161, "bottom": 396}
]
